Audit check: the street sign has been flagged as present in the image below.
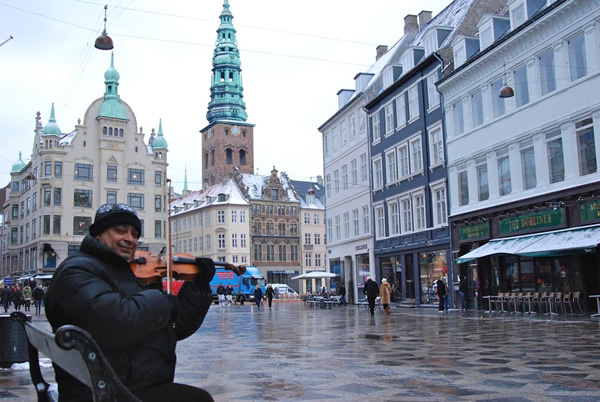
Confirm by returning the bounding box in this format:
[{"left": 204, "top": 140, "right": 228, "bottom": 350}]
[{"left": 4, "top": 277, "right": 13, "bottom": 286}]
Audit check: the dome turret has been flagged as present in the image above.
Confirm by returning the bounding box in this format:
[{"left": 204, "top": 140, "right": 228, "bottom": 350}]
[
  {"left": 11, "top": 151, "right": 26, "bottom": 173},
  {"left": 42, "top": 103, "right": 62, "bottom": 135},
  {"left": 152, "top": 119, "right": 168, "bottom": 149}
]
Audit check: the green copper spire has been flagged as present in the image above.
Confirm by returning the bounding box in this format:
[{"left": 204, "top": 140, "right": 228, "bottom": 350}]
[
  {"left": 11, "top": 151, "right": 26, "bottom": 173},
  {"left": 152, "top": 119, "right": 168, "bottom": 149},
  {"left": 42, "top": 103, "right": 62, "bottom": 135},
  {"left": 206, "top": 0, "right": 248, "bottom": 123},
  {"left": 99, "top": 52, "right": 127, "bottom": 120},
  {"left": 183, "top": 166, "right": 189, "bottom": 192}
]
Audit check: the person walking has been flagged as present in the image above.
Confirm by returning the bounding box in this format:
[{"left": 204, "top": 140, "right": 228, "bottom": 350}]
[
  {"left": 254, "top": 285, "right": 263, "bottom": 310},
  {"left": 265, "top": 284, "right": 275, "bottom": 310},
  {"left": 225, "top": 284, "right": 234, "bottom": 306},
  {"left": 12, "top": 284, "right": 23, "bottom": 311},
  {"left": 338, "top": 283, "right": 347, "bottom": 305},
  {"left": 44, "top": 203, "right": 215, "bottom": 401},
  {"left": 459, "top": 275, "right": 468, "bottom": 311},
  {"left": 436, "top": 275, "right": 447, "bottom": 314},
  {"left": 1, "top": 285, "right": 11, "bottom": 313},
  {"left": 364, "top": 276, "right": 379, "bottom": 316},
  {"left": 32, "top": 284, "right": 44, "bottom": 315},
  {"left": 22, "top": 284, "right": 32, "bottom": 312},
  {"left": 216, "top": 283, "right": 226, "bottom": 307},
  {"left": 379, "top": 278, "right": 392, "bottom": 315}
]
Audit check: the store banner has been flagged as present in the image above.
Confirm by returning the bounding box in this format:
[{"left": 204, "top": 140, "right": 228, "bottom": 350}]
[{"left": 499, "top": 208, "right": 565, "bottom": 236}]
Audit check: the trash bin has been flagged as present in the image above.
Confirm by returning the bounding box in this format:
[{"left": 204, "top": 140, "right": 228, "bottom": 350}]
[{"left": 0, "top": 314, "right": 30, "bottom": 368}]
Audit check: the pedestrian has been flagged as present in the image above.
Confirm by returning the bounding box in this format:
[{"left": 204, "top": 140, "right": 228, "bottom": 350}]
[
  {"left": 33, "top": 284, "right": 44, "bottom": 315},
  {"left": 254, "top": 285, "right": 263, "bottom": 310},
  {"left": 217, "top": 283, "right": 226, "bottom": 307},
  {"left": 363, "top": 276, "right": 379, "bottom": 316},
  {"left": 379, "top": 278, "right": 392, "bottom": 315},
  {"left": 1, "top": 285, "right": 11, "bottom": 313},
  {"left": 44, "top": 203, "right": 215, "bottom": 401},
  {"left": 265, "top": 284, "right": 275, "bottom": 310},
  {"left": 23, "top": 284, "right": 32, "bottom": 312},
  {"left": 12, "top": 284, "right": 23, "bottom": 311},
  {"left": 225, "top": 284, "right": 234, "bottom": 306},
  {"left": 338, "top": 283, "right": 347, "bottom": 305},
  {"left": 436, "top": 275, "right": 447, "bottom": 314},
  {"left": 459, "top": 275, "right": 468, "bottom": 311}
]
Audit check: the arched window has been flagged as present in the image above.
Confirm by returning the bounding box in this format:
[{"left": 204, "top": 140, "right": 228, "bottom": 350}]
[
  {"left": 226, "top": 148, "right": 233, "bottom": 164},
  {"left": 119, "top": 128, "right": 124, "bottom": 137},
  {"left": 204, "top": 152, "right": 209, "bottom": 169},
  {"left": 239, "top": 150, "right": 246, "bottom": 165},
  {"left": 103, "top": 126, "right": 107, "bottom": 135},
  {"left": 211, "top": 150, "right": 215, "bottom": 166},
  {"left": 109, "top": 127, "right": 113, "bottom": 136}
]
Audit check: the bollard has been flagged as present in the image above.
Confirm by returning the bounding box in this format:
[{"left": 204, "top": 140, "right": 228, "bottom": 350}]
[{"left": 0, "top": 314, "right": 30, "bottom": 368}]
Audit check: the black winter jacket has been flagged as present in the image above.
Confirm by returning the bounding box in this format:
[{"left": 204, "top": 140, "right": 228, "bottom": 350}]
[
  {"left": 364, "top": 279, "right": 379, "bottom": 299},
  {"left": 44, "top": 235, "right": 212, "bottom": 401}
]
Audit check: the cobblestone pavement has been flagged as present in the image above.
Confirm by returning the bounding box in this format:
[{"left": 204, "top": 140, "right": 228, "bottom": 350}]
[{"left": 2, "top": 302, "right": 600, "bottom": 401}]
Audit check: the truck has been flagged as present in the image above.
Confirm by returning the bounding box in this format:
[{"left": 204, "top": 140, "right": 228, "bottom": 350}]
[{"left": 210, "top": 265, "right": 266, "bottom": 304}]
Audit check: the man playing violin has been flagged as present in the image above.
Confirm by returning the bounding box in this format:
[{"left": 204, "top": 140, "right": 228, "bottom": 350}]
[{"left": 45, "top": 204, "right": 215, "bottom": 401}]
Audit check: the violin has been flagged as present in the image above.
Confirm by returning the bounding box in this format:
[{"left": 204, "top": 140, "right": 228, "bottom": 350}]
[{"left": 130, "top": 250, "right": 246, "bottom": 285}]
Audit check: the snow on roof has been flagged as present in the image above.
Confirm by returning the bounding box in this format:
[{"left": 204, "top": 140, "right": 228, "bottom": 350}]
[
  {"left": 240, "top": 172, "right": 297, "bottom": 201},
  {"left": 58, "top": 130, "right": 77, "bottom": 146},
  {"left": 411, "top": 0, "right": 476, "bottom": 48},
  {"left": 169, "top": 178, "right": 248, "bottom": 217}
]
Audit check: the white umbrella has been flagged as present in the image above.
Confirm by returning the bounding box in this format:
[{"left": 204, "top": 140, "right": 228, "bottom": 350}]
[{"left": 291, "top": 271, "right": 338, "bottom": 280}]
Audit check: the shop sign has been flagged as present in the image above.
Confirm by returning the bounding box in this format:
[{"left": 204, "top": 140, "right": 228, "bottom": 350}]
[
  {"left": 458, "top": 223, "right": 489, "bottom": 243},
  {"left": 4, "top": 277, "right": 13, "bottom": 286},
  {"left": 580, "top": 199, "right": 600, "bottom": 223},
  {"left": 499, "top": 208, "right": 565, "bottom": 235},
  {"left": 355, "top": 244, "right": 368, "bottom": 251}
]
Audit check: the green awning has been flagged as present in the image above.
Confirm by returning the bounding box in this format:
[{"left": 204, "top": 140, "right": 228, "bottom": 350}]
[{"left": 456, "top": 224, "right": 600, "bottom": 264}]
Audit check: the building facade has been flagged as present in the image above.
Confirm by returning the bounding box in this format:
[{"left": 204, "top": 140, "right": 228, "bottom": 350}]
[{"left": 2, "top": 54, "right": 169, "bottom": 285}]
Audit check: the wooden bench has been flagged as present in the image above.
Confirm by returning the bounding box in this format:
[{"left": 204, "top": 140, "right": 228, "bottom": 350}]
[
  {"left": 10, "top": 311, "right": 140, "bottom": 402},
  {"left": 357, "top": 297, "right": 381, "bottom": 311}
]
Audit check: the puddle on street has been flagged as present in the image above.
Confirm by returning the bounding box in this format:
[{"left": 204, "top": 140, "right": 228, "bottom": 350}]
[{"left": 364, "top": 334, "right": 398, "bottom": 341}]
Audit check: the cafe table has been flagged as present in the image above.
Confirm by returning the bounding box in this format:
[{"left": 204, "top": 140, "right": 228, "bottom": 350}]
[{"left": 589, "top": 295, "right": 600, "bottom": 318}]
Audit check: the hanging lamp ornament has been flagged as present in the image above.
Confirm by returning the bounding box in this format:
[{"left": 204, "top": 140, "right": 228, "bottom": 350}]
[
  {"left": 499, "top": 64, "right": 514, "bottom": 98},
  {"left": 94, "top": 5, "right": 114, "bottom": 50}
]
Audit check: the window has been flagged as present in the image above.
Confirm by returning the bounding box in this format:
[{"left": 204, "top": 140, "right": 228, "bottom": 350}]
[
  {"left": 217, "top": 210, "right": 225, "bottom": 224},
  {"left": 340, "top": 120, "right": 347, "bottom": 145},
  {"left": 44, "top": 161, "right": 52, "bottom": 177},
  {"left": 511, "top": 2, "right": 525, "bottom": 27},
  {"left": 491, "top": 78, "right": 505, "bottom": 118},
  {"left": 155, "top": 195, "right": 161, "bottom": 212},
  {"left": 432, "top": 184, "right": 447, "bottom": 227},
  {"left": 226, "top": 148, "right": 233, "bottom": 164},
  {"left": 53, "top": 188, "right": 61, "bottom": 206},
  {"left": 254, "top": 245, "right": 262, "bottom": 261},
  {"left": 315, "top": 254, "right": 321, "bottom": 267},
  {"left": 205, "top": 235, "right": 211, "bottom": 251},
  {"left": 362, "top": 205, "right": 370, "bottom": 234},
  {"left": 408, "top": 85, "right": 419, "bottom": 121},
  {"left": 384, "top": 104, "right": 394, "bottom": 134},
  {"left": 155, "top": 171, "right": 162, "bottom": 186},
  {"left": 43, "top": 188, "right": 51, "bottom": 206},
  {"left": 335, "top": 216, "right": 340, "bottom": 241},
  {"left": 476, "top": 158, "right": 489, "bottom": 201},
  {"left": 75, "top": 163, "right": 93, "bottom": 181},
  {"left": 576, "top": 118, "right": 596, "bottom": 176},
  {"left": 325, "top": 174, "right": 331, "bottom": 198},
  {"left": 410, "top": 137, "right": 423, "bottom": 173},
  {"left": 453, "top": 101, "right": 464, "bottom": 135},
  {"left": 342, "top": 165, "right": 348, "bottom": 190},
  {"left": 314, "top": 233, "right": 321, "bottom": 245},
  {"left": 429, "top": 126, "right": 443, "bottom": 166},
  {"left": 53, "top": 216, "right": 61, "bottom": 235},
  {"left": 375, "top": 206, "right": 385, "bottom": 239},
  {"left": 279, "top": 245, "right": 286, "bottom": 261},
  {"left": 414, "top": 193, "right": 425, "bottom": 231},
  {"left": 314, "top": 213, "right": 320, "bottom": 224},
  {"left": 568, "top": 32, "right": 587, "bottom": 82},
  {"left": 546, "top": 129, "right": 564, "bottom": 183},
  {"left": 11, "top": 204, "right": 18, "bottom": 220},
  {"left": 278, "top": 222, "right": 286, "bottom": 235},
  {"left": 471, "top": 88, "right": 483, "bottom": 128},
  {"left": 351, "top": 159, "right": 358, "bottom": 186},
  {"left": 128, "top": 193, "right": 144, "bottom": 210},
  {"left": 231, "top": 210, "right": 237, "bottom": 223},
  {"left": 386, "top": 150, "right": 398, "bottom": 184},
  {"left": 74, "top": 189, "right": 92, "bottom": 207},
  {"left": 360, "top": 153, "right": 368, "bottom": 182},
  {"left": 324, "top": 134, "right": 330, "bottom": 157},
  {"left": 373, "top": 158, "right": 383, "bottom": 189},
  {"left": 218, "top": 233, "right": 226, "bottom": 249},
  {"left": 327, "top": 219, "right": 332, "bottom": 241},
  {"left": 514, "top": 64, "right": 529, "bottom": 107},
  {"left": 458, "top": 170, "right": 469, "bottom": 206},
  {"left": 389, "top": 202, "right": 399, "bottom": 236},
  {"left": 155, "top": 220, "right": 162, "bottom": 238},
  {"left": 240, "top": 210, "right": 246, "bottom": 223},
  {"left": 128, "top": 169, "right": 144, "bottom": 185},
  {"left": 240, "top": 234, "right": 246, "bottom": 248},
  {"left": 353, "top": 209, "right": 360, "bottom": 236},
  {"left": 520, "top": 142, "right": 537, "bottom": 190},
  {"left": 349, "top": 113, "right": 356, "bottom": 139},
  {"left": 73, "top": 216, "right": 92, "bottom": 235},
  {"left": 427, "top": 72, "right": 440, "bottom": 110},
  {"left": 343, "top": 212, "right": 350, "bottom": 239},
  {"left": 304, "top": 213, "right": 310, "bottom": 224},
  {"left": 539, "top": 49, "right": 556, "bottom": 96},
  {"left": 32, "top": 192, "right": 37, "bottom": 211},
  {"left": 372, "top": 113, "right": 381, "bottom": 142},
  {"left": 497, "top": 153, "right": 512, "bottom": 196},
  {"left": 54, "top": 162, "right": 62, "bottom": 178},
  {"left": 107, "top": 165, "right": 117, "bottom": 182},
  {"left": 107, "top": 191, "right": 117, "bottom": 204},
  {"left": 401, "top": 198, "right": 413, "bottom": 233},
  {"left": 398, "top": 144, "right": 409, "bottom": 178},
  {"left": 359, "top": 112, "right": 366, "bottom": 134},
  {"left": 304, "top": 233, "right": 311, "bottom": 245},
  {"left": 333, "top": 170, "right": 340, "bottom": 194},
  {"left": 396, "top": 93, "right": 406, "bottom": 127},
  {"left": 43, "top": 215, "right": 51, "bottom": 235}
]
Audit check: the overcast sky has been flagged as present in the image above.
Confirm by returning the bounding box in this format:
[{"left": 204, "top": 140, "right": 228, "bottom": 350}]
[{"left": 1, "top": 0, "right": 450, "bottom": 193}]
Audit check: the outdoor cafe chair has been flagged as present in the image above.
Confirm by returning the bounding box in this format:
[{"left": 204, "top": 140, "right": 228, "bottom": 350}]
[
  {"left": 530, "top": 292, "right": 540, "bottom": 313},
  {"left": 561, "top": 292, "right": 572, "bottom": 314},
  {"left": 553, "top": 292, "right": 562, "bottom": 313},
  {"left": 538, "top": 292, "right": 548, "bottom": 313},
  {"left": 571, "top": 291, "right": 583, "bottom": 313}
]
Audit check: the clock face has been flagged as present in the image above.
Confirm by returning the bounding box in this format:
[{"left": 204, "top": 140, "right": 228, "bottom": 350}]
[{"left": 232, "top": 125, "right": 241, "bottom": 136}]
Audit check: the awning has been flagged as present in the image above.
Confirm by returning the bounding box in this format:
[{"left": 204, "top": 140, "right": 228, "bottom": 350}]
[
  {"left": 34, "top": 274, "right": 53, "bottom": 279},
  {"left": 456, "top": 224, "right": 600, "bottom": 264},
  {"left": 291, "top": 271, "right": 338, "bottom": 280},
  {"left": 17, "top": 275, "right": 34, "bottom": 281}
]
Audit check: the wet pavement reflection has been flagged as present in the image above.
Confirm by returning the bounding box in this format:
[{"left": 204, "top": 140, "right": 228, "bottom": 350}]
[{"left": 2, "top": 302, "right": 600, "bottom": 401}]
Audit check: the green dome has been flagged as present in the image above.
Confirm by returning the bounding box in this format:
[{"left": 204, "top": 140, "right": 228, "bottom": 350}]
[
  {"left": 104, "top": 52, "right": 120, "bottom": 81},
  {"left": 152, "top": 119, "right": 168, "bottom": 149},
  {"left": 11, "top": 151, "right": 26, "bottom": 173},
  {"left": 42, "top": 103, "right": 61, "bottom": 135}
]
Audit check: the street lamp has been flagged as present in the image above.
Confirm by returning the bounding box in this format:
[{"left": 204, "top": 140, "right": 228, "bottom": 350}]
[{"left": 94, "top": 5, "right": 114, "bottom": 50}]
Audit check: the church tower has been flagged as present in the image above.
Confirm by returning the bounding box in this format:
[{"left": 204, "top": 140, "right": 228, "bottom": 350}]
[{"left": 200, "top": 0, "right": 254, "bottom": 189}]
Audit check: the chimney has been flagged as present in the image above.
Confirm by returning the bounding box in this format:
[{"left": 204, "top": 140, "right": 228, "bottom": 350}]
[
  {"left": 404, "top": 14, "right": 419, "bottom": 35},
  {"left": 418, "top": 10, "right": 432, "bottom": 31},
  {"left": 316, "top": 175, "right": 323, "bottom": 186},
  {"left": 376, "top": 45, "right": 388, "bottom": 61}
]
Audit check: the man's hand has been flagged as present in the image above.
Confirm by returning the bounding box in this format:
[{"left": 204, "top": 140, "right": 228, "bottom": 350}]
[{"left": 194, "top": 257, "right": 216, "bottom": 286}]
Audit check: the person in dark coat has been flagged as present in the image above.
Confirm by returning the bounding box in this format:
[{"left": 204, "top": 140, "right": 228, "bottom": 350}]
[
  {"left": 254, "top": 285, "right": 263, "bottom": 310},
  {"left": 459, "top": 275, "right": 468, "bottom": 311},
  {"left": 363, "top": 276, "right": 379, "bottom": 316},
  {"left": 265, "top": 284, "right": 275, "bottom": 310},
  {"left": 437, "top": 276, "right": 448, "bottom": 313},
  {"left": 225, "top": 284, "right": 234, "bottom": 306},
  {"left": 216, "top": 283, "right": 226, "bottom": 306},
  {"left": 338, "top": 284, "right": 347, "bottom": 305},
  {"left": 11, "top": 285, "right": 23, "bottom": 311},
  {"left": 32, "top": 284, "right": 44, "bottom": 315},
  {"left": 1, "top": 286, "right": 12, "bottom": 313},
  {"left": 44, "top": 203, "right": 215, "bottom": 401}
]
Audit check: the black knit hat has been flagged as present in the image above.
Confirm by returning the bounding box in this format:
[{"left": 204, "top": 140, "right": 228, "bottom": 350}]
[{"left": 89, "top": 203, "right": 141, "bottom": 237}]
